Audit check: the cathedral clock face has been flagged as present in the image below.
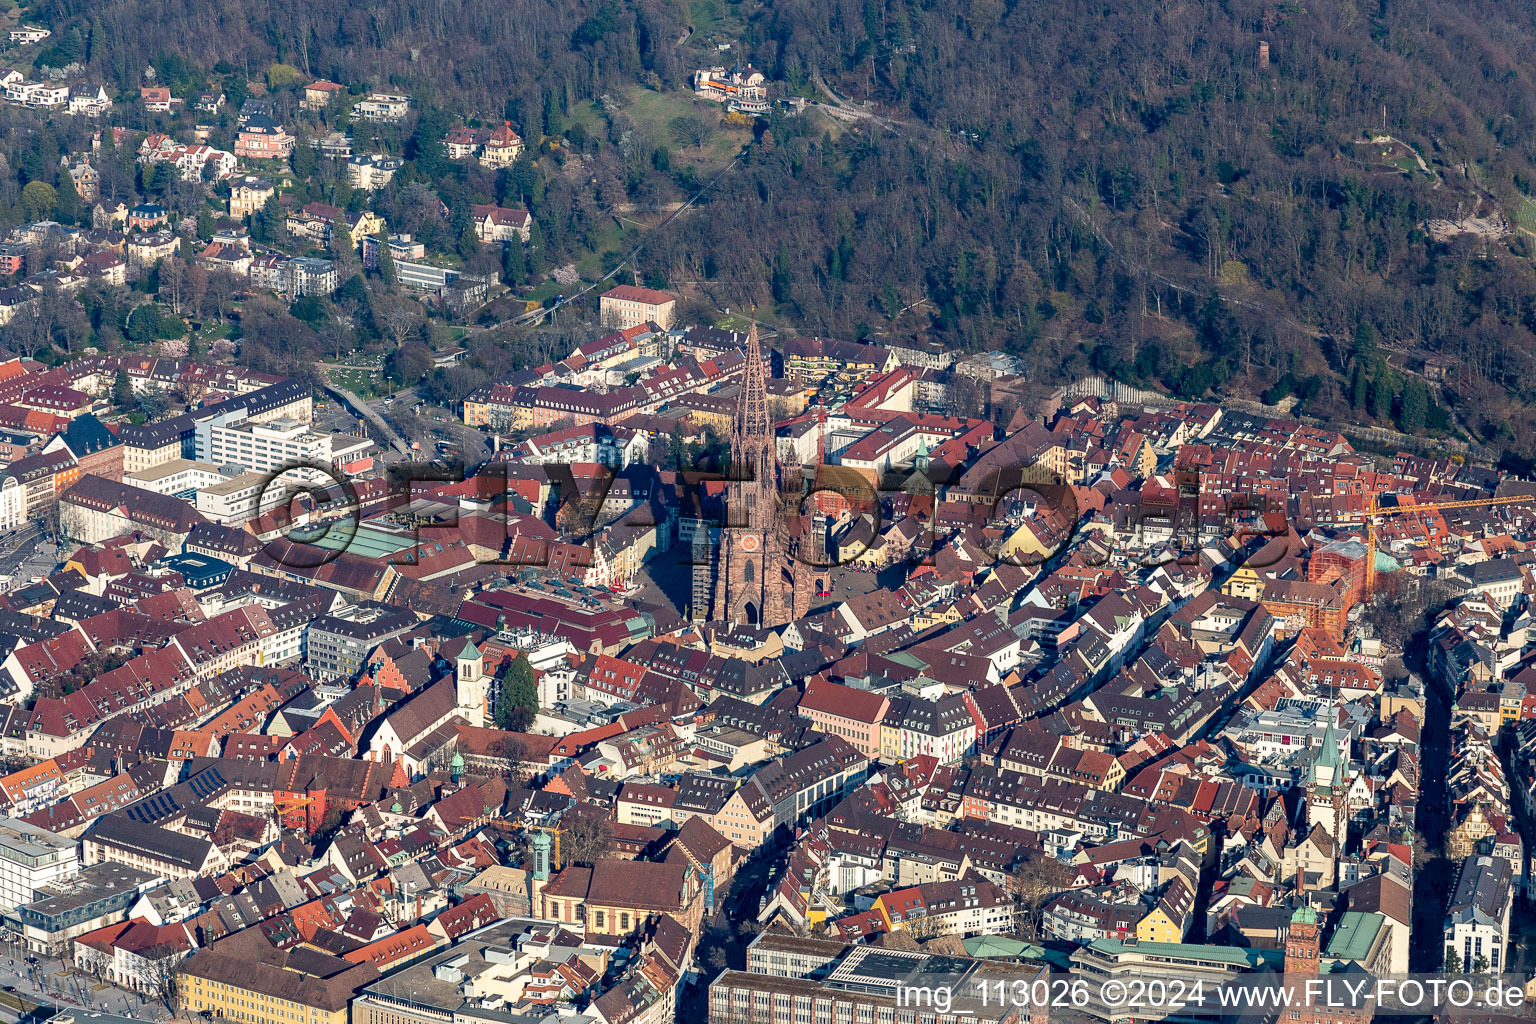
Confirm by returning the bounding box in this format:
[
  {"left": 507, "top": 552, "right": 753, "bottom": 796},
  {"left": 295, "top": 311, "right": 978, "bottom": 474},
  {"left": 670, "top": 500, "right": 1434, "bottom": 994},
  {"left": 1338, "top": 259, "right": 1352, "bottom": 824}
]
[{"left": 740, "top": 534, "right": 760, "bottom": 553}]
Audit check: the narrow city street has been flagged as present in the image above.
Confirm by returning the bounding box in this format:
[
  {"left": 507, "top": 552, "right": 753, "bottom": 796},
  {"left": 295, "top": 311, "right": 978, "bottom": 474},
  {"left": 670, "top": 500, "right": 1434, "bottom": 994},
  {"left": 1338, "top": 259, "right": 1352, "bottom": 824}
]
[
  {"left": 1499, "top": 696, "right": 1536, "bottom": 974},
  {"left": 1405, "top": 630, "right": 1454, "bottom": 973}
]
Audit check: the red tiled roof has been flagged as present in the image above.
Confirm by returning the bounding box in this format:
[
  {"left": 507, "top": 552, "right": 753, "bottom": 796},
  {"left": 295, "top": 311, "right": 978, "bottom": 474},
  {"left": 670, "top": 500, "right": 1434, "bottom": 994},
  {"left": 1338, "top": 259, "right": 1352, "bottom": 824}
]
[
  {"left": 602, "top": 285, "right": 674, "bottom": 306},
  {"left": 799, "top": 677, "right": 888, "bottom": 724}
]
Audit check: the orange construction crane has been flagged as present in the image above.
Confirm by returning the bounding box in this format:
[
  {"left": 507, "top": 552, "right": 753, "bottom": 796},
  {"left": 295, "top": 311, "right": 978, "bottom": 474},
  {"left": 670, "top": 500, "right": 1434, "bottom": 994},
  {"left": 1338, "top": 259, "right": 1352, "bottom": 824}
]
[
  {"left": 482, "top": 820, "right": 566, "bottom": 865},
  {"left": 1334, "top": 494, "right": 1536, "bottom": 597},
  {"left": 530, "top": 823, "right": 565, "bottom": 867}
]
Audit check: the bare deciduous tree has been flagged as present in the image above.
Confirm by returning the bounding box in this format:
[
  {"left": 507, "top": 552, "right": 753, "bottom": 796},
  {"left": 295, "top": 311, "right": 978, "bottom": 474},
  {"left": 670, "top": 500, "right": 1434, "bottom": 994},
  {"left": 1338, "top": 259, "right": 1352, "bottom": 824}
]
[
  {"left": 160, "top": 257, "right": 186, "bottom": 316},
  {"left": 377, "top": 298, "right": 426, "bottom": 347}
]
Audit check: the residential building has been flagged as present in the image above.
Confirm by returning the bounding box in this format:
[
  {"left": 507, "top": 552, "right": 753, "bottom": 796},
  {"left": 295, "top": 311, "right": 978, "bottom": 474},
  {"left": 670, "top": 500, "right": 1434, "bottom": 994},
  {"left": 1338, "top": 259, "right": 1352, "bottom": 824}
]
[
  {"left": 1444, "top": 854, "right": 1512, "bottom": 971},
  {"left": 66, "top": 160, "right": 100, "bottom": 201},
  {"left": 127, "top": 231, "right": 178, "bottom": 268},
  {"left": 139, "top": 87, "right": 176, "bottom": 112},
  {"left": 303, "top": 79, "right": 346, "bottom": 111},
  {"left": 444, "top": 126, "right": 489, "bottom": 160},
  {"left": 479, "top": 123, "right": 524, "bottom": 167},
  {"left": 471, "top": 204, "right": 531, "bottom": 244},
  {"left": 360, "top": 234, "right": 426, "bottom": 268},
  {"left": 600, "top": 285, "right": 676, "bottom": 331},
  {"left": 229, "top": 176, "right": 276, "bottom": 219},
  {"left": 127, "top": 204, "right": 169, "bottom": 232},
  {"left": 315, "top": 132, "right": 353, "bottom": 160},
  {"left": 355, "top": 93, "right": 411, "bottom": 121},
  {"left": 235, "top": 113, "right": 296, "bottom": 160},
  {"left": 348, "top": 154, "right": 403, "bottom": 191}
]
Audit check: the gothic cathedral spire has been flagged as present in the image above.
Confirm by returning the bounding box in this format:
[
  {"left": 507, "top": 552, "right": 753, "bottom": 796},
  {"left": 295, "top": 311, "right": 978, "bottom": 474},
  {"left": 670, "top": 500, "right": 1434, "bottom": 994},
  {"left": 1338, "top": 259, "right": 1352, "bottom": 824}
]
[
  {"left": 731, "top": 323, "right": 775, "bottom": 504},
  {"left": 711, "top": 324, "right": 792, "bottom": 628}
]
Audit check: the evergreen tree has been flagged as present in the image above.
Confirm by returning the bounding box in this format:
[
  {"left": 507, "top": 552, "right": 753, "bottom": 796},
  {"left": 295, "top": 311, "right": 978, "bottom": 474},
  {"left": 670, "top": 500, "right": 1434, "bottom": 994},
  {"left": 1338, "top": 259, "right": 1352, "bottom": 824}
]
[
  {"left": 1349, "top": 362, "right": 1367, "bottom": 409},
  {"left": 375, "top": 230, "right": 397, "bottom": 288},
  {"left": 505, "top": 155, "right": 538, "bottom": 208},
  {"left": 452, "top": 210, "right": 478, "bottom": 259},
  {"left": 1369, "top": 366, "right": 1394, "bottom": 422},
  {"left": 1399, "top": 377, "right": 1428, "bottom": 434},
  {"left": 502, "top": 240, "right": 526, "bottom": 286},
  {"left": 254, "top": 193, "right": 283, "bottom": 243},
  {"left": 59, "top": 26, "right": 84, "bottom": 62},
  {"left": 146, "top": 163, "right": 174, "bottom": 196},
  {"left": 54, "top": 174, "right": 81, "bottom": 225},
  {"left": 331, "top": 218, "right": 353, "bottom": 260},
  {"left": 408, "top": 107, "right": 450, "bottom": 179},
  {"left": 669, "top": 423, "right": 685, "bottom": 470},
  {"left": 292, "top": 132, "right": 317, "bottom": 179},
  {"left": 495, "top": 654, "right": 538, "bottom": 731},
  {"left": 112, "top": 368, "right": 133, "bottom": 408},
  {"left": 125, "top": 307, "right": 160, "bottom": 345},
  {"left": 526, "top": 221, "right": 546, "bottom": 273},
  {"left": 1351, "top": 322, "right": 1377, "bottom": 387},
  {"left": 772, "top": 245, "right": 793, "bottom": 302},
  {"left": 542, "top": 89, "right": 563, "bottom": 138}
]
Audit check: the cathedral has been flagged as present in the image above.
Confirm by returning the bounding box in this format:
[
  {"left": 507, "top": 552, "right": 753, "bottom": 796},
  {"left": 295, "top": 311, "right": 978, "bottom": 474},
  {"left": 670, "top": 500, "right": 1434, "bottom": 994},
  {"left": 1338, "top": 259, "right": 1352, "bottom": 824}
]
[{"left": 699, "top": 325, "right": 821, "bottom": 629}]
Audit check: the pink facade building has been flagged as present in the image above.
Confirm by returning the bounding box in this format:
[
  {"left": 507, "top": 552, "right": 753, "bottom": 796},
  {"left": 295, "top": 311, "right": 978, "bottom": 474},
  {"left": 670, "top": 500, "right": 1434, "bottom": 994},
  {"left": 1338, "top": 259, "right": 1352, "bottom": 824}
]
[{"left": 797, "top": 678, "right": 889, "bottom": 757}]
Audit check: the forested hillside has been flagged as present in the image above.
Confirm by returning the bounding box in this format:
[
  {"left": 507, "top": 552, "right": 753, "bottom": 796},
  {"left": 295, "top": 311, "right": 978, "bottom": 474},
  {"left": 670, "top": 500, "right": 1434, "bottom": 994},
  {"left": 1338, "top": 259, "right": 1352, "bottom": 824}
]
[
  {"left": 35, "top": 0, "right": 689, "bottom": 119},
  {"left": 23, "top": 0, "right": 1536, "bottom": 457}
]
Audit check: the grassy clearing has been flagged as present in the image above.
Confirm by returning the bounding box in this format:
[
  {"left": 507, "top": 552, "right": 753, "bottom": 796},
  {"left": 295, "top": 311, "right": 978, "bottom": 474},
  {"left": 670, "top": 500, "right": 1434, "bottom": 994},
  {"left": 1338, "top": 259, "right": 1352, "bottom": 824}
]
[
  {"left": 620, "top": 87, "right": 749, "bottom": 168},
  {"left": 689, "top": 0, "right": 724, "bottom": 38},
  {"left": 326, "top": 367, "right": 380, "bottom": 394},
  {"left": 565, "top": 99, "right": 606, "bottom": 137},
  {"left": 524, "top": 279, "right": 564, "bottom": 303},
  {"left": 623, "top": 88, "right": 707, "bottom": 136},
  {"left": 574, "top": 219, "right": 641, "bottom": 278},
  {"left": 1515, "top": 194, "right": 1536, "bottom": 236},
  {"left": 688, "top": 0, "right": 748, "bottom": 47}
]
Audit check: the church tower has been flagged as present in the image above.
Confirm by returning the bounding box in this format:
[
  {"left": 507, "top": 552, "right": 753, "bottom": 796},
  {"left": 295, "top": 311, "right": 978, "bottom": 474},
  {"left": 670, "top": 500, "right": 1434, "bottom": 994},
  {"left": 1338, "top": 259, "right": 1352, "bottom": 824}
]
[
  {"left": 454, "top": 638, "right": 489, "bottom": 728},
  {"left": 1306, "top": 716, "right": 1349, "bottom": 842},
  {"left": 712, "top": 325, "right": 794, "bottom": 628}
]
